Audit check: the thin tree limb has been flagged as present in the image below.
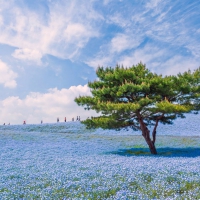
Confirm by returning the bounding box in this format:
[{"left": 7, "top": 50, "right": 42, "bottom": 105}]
[{"left": 152, "top": 113, "right": 164, "bottom": 144}]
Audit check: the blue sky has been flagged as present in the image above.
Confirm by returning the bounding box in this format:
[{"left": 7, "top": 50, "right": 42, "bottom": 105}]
[{"left": 0, "top": 0, "right": 200, "bottom": 124}]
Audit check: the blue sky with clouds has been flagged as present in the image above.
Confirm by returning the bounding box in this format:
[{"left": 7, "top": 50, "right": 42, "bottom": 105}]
[{"left": 0, "top": 0, "right": 200, "bottom": 124}]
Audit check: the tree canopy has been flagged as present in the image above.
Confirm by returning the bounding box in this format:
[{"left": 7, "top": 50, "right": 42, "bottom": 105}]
[{"left": 75, "top": 63, "right": 200, "bottom": 154}]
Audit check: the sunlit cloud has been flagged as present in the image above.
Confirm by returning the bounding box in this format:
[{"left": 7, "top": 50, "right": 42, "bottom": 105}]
[
  {"left": 0, "top": 84, "right": 97, "bottom": 124},
  {"left": 0, "top": 0, "right": 101, "bottom": 63},
  {"left": 12, "top": 48, "right": 43, "bottom": 64},
  {"left": 0, "top": 60, "right": 18, "bottom": 88},
  {"left": 87, "top": 1, "right": 200, "bottom": 73}
]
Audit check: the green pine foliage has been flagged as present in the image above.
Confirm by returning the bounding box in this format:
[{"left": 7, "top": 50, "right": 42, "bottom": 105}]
[{"left": 75, "top": 63, "right": 200, "bottom": 130}]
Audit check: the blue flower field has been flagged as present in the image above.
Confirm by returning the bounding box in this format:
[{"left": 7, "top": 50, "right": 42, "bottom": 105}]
[{"left": 0, "top": 114, "right": 200, "bottom": 199}]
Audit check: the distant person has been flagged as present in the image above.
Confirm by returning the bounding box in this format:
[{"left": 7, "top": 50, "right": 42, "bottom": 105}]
[
  {"left": 64, "top": 117, "right": 66, "bottom": 122},
  {"left": 76, "top": 116, "right": 79, "bottom": 121},
  {"left": 72, "top": 117, "right": 74, "bottom": 121},
  {"left": 57, "top": 117, "right": 59, "bottom": 123},
  {"left": 79, "top": 116, "right": 80, "bottom": 121},
  {"left": 23, "top": 120, "right": 26, "bottom": 125},
  {"left": 41, "top": 120, "right": 43, "bottom": 124}
]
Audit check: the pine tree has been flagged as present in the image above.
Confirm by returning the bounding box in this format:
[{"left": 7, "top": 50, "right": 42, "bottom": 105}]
[{"left": 75, "top": 62, "right": 200, "bottom": 154}]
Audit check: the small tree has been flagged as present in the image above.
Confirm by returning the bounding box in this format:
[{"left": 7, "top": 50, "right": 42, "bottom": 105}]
[{"left": 75, "top": 63, "right": 200, "bottom": 154}]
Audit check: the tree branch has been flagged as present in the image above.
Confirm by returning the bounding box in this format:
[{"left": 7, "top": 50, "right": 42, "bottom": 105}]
[{"left": 152, "top": 113, "right": 164, "bottom": 144}]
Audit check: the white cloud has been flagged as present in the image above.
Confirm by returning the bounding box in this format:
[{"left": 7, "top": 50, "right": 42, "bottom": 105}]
[
  {"left": 87, "top": 31, "right": 143, "bottom": 69},
  {"left": 145, "top": 0, "right": 162, "bottom": 9},
  {"left": 0, "top": 60, "right": 18, "bottom": 88},
  {"left": 118, "top": 45, "right": 165, "bottom": 68},
  {"left": 160, "top": 56, "right": 200, "bottom": 75},
  {"left": 107, "top": 13, "right": 129, "bottom": 28},
  {"left": 0, "top": 0, "right": 101, "bottom": 63},
  {"left": 0, "top": 84, "right": 98, "bottom": 124},
  {"left": 64, "top": 23, "right": 88, "bottom": 44},
  {"left": 86, "top": 56, "right": 113, "bottom": 69},
  {"left": 118, "top": 45, "right": 200, "bottom": 75},
  {"left": 110, "top": 33, "right": 140, "bottom": 53},
  {"left": 12, "top": 48, "right": 43, "bottom": 64},
  {"left": 88, "top": 43, "right": 165, "bottom": 71},
  {"left": 87, "top": 0, "right": 200, "bottom": 75}
]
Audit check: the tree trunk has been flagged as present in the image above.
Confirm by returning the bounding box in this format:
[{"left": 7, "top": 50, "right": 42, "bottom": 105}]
[
  {"left": 143, "top": 134, "right": 157, "bottom": 155},
  {"left": 138, "top": 114, "right": 157, "bottom": 155}
]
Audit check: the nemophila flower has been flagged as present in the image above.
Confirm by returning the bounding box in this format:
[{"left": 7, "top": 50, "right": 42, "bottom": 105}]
[{"left": 0, "top": 121, "right": 200, "bottom": 199}]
